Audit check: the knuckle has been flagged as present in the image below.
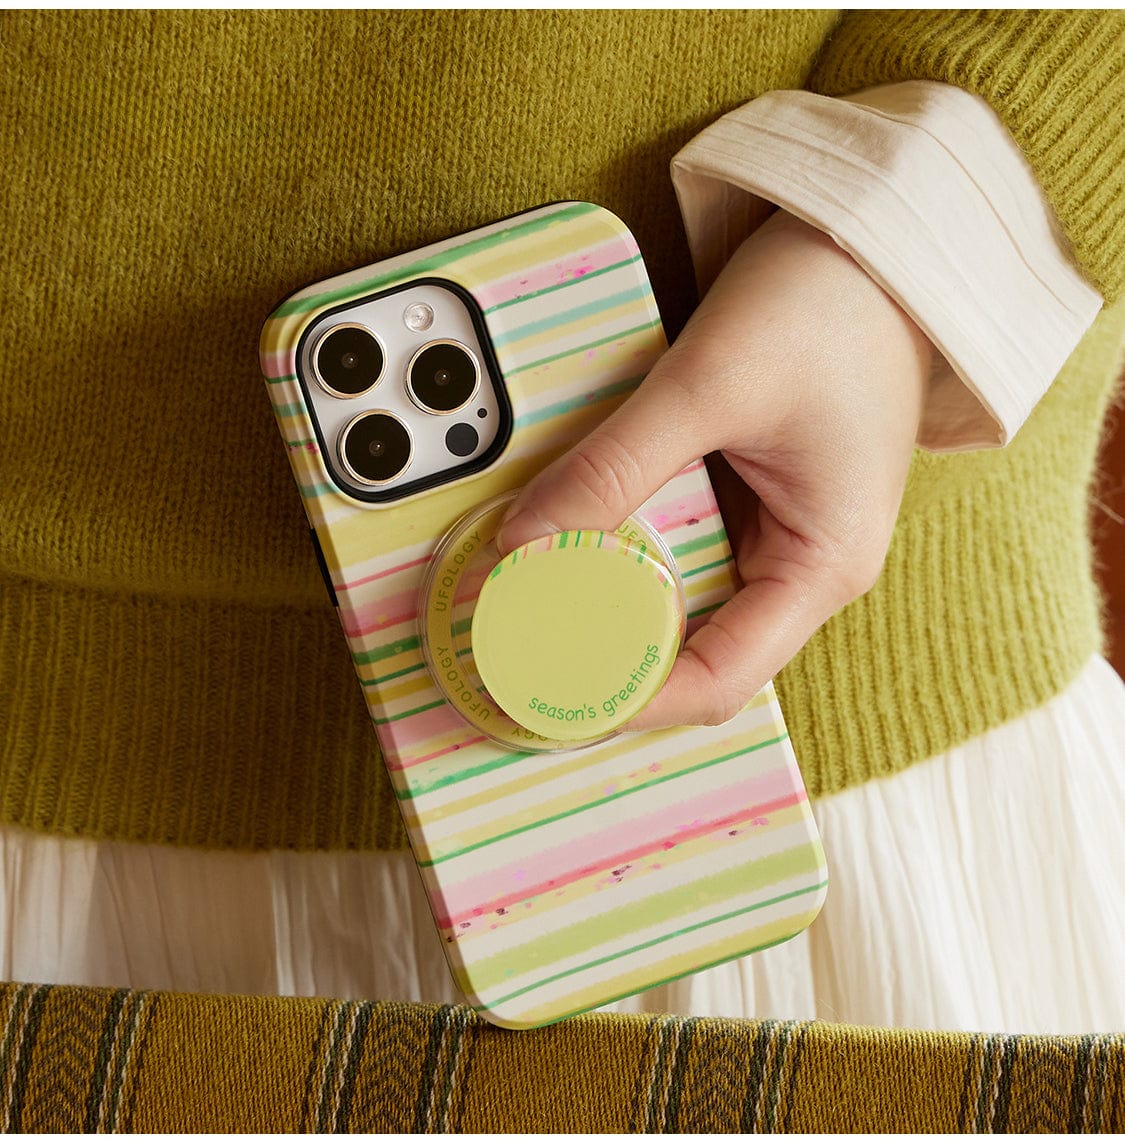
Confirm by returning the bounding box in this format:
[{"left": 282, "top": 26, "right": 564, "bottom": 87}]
[
  {"left": 681, "top": 639, "right": 754, "bottom": 726},
  {"left": 701, "top": 680, "right": 751, "bottom": 726},
  {"left": 561, "top": 435, "right": 642, "bottom": 515},
  {"left": 652, "top": 336, "right": 729, "bottom": 413}
]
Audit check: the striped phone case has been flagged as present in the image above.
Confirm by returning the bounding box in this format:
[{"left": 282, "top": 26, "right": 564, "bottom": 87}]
[{"left": 260, "top": 202, "right": 826, "bottom": 1028}]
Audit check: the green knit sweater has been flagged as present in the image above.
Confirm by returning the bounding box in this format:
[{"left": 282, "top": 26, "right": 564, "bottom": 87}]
[{"left": 2, "top": 10, "right": 1124, "bottom": 850}]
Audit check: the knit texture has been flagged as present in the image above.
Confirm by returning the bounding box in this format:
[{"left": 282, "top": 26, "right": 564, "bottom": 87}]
[
  {"left": 0, "top": 982, "right": 1121, "bottom": 1132},
  {"left": 2, "top": 11, "right": 1124, "bottom": 849},
  {"left": 808, "top": 9, "right": 1125, "bottom": 302}
]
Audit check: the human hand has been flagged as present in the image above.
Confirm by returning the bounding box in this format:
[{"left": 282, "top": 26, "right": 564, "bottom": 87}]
[{"left": 496, "top": 210, "right": 934, "bottom": 729}]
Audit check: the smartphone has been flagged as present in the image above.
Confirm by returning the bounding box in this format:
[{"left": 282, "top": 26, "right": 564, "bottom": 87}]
[{"left": 259, "top": 202, "right": 826, "bottom": 1028}]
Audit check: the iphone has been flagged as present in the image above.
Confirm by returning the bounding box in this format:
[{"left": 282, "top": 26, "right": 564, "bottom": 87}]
[{"left": 259, "top": 202, "right": 826, "bottom": 1027}]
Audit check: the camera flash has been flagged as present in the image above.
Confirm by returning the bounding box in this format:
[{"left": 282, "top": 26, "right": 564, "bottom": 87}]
[{"left": 403, "top": 302, "right": 435, "bottom": 332}]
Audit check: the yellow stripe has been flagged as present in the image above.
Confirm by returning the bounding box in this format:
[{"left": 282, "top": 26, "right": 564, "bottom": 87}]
[
  {"left": 495, "top": 295, "right": 655, "bottom": 359},
  {"left": 682, "top": 569, "right": 736, "bottom": 603},
  {"left": 372, "top": 672, "right": 438, "bottom": 708},
  {"left": 506, "top": 906, "right": 824, "bottom": 1026},
  {"left": 404, "top": 688, "right": 774, "bottom": 823},
  {"left": 445, "top": 802, "right": 812, "bottom": 948},
  {"left": 462, "top": 843, "right": 824, "bottom": 996},
  {"left": 322, "top": 398, "right": 629, "bottom": 565},
  {"left": 259, "top": 209, "right": 629, "bottom": 354},
  {"left": 440, "top": 213, "right": 634, "bottom": 295},
  {"left": 401, "top": 699, "right": 780, "bottom": 844}
]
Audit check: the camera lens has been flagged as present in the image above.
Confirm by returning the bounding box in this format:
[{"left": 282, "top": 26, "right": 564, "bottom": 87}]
[
  {"left": 314, "top": 325, "right": 385, "bottom": 397},
  {"left": 445, "top": 422, "right": 479, "bottom": 457},
  {"left": 339, "top": 411, "right": 412, "bottom": 485},
  {"left": 407, "top": 341, "right": 480, "bottom": 414}
]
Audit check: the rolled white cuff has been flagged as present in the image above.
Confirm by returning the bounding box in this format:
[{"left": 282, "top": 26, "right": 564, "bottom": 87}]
[{"left": 670, "top": 81, "right": 1103, "bottom": 452}]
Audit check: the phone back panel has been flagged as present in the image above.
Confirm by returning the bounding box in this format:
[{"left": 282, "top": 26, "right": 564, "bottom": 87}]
[{"left": 261, "top": 202, "right": 825, "bottom": 1027}]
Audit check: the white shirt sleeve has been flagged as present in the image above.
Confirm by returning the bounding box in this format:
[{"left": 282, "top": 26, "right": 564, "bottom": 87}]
[{"left": 670, "top": 80, "right": 1104, "bottom": 453}]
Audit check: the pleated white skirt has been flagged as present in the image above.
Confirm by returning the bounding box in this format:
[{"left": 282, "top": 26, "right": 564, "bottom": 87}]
[{"left": 4, "top": 655, "right": 1122, "bottom": 1034}]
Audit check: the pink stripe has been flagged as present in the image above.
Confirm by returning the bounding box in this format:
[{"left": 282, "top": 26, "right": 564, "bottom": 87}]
[
  {"left": 337, "top": 553, "right": 431, "bottom": 592},
  {"left": 339, "top": 474, "right": 718, "bottom": 637},
  {"left": 383, "top": 703, "right": 480, "bottom": 766},
  {"left": 261, "top": 350, "right": 294, "bottom": 378},
  {"left": 342, "top": 557, "right": 493, "bottom": 638},
  {"left": 340, "top": 587, "right": 419, "bottom": 638},
  {"left": 433, "top": 772, "right": 801, "bottom": 925},
  {"left": 639, "top": 487, "right": 719, "bottom": 536},
  {"left": 473, "top": 237, "right": 642, "bottom": 312},
  {"left": 400, "top": 734, "right": 489, "bottom": 768}
]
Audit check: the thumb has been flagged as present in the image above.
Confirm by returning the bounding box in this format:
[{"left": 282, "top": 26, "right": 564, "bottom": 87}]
[{"left": 496, "top": 371, "right": 706, "bottom": 555}]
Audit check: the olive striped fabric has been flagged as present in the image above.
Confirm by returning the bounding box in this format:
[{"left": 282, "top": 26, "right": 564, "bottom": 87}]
[{"left": 1, "top": 983, "right": 1121, "bottom": 1133}]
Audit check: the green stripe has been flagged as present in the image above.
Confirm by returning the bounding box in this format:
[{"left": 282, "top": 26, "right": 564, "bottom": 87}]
[
  {"left": 1068, "top": 1033, "right": 1099, "bottom": 1132},
  {"left": 333, "top": 1002, "right": 374, "bottom": 1133},
  {"left": 671, "top": 531, "right": 725, "bottom": 558},
  {"left": 433, "top": 1008, "right": 474, "bottom": 1131},
  {"left": 399, "top": 747, "right": 532, "bottom": 800},
  {"left": 6, "top": 985, "right": 51, "bottom": 1134},
  {"left": 372, "top": 698, "right": 447, "bottom": 726},
  {"left": 974, "top": 1035, "right": 999, "bottom": 1131},
  {"left": 301, "top": 481, "right": 340, "bottom": 500},
  {"left": 86, "top": 989, "right": 129, "bottom": 1132},
  {"left": 681, "top": 556, "right": 732, "bottom": 580},
  {"left": 644, "top": 1018, "right": 680, "bottom": 1130},
  {"left": 353, "top": 636, "right": 421, "bottom": 666},
  {"left": 743, "top": 1021, "right": 778, "bottom": 1131},
  {"left": 267, "top": 373, "right": 296, "bottom": 385},
  {"left": 511, "top": 373, "right": 642, "bottom": 429},
  {"left": 991, "top": 1034, "right": 1019, "bottom": 1133},
  {"left": 0, "top": 986, "right": 31, "bottom": 1108},
  {"left": 479, "top": 877, "right": 827, "bottom": 1007},
  {"left": 412, "top": 1005, "right": 459, "bottom": 1133},
  {"left": 662, "top": 1017, "right": 699, "bottom": 1132},
  {"left": 955, "top": 1038, "right": 980, "bottom": 1132},
  {"left": 302, "top": 1002, "right": 340, "bottom": 1131},
  {"left": 687, "top": 601, "right": 724, "bottom": 621},
  {"left": 489, "top": 282, "right": 653, "bottom": 348},
  {"left": 273, "top": 203, "right": 598, "bottom": 317},
  {"left": 117, "top": 995, "right": 158, "bottom": 1134},
  {"left": 1087, "top": 1037, "right": 1110, "bottom": 1132},
  {"left": 504, "top": 318, "right": 662, "bottom": 376},
  {"left": 362, "top": 660, "right": 427, "bottom": 687},
  {"left": 316, "top": 1003, "right": 353, "bottom": 1133},
  {"left": 780, "top": 1021, "right": 811, "bottom": 1132},
  {"left": 420, "top": 732, "right": 789, "bottom": 866},
  {"left": 763, "top": 1021, "right": 797, "bottom": 1132},
  {"left": 102, "top": 993, "right": 147, "bottom": 1133},
  {"left": 485, "top": 253, "right": 645, "bottom": 313}
]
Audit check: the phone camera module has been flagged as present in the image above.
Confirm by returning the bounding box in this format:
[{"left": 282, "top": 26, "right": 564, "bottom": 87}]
[
  {"left": 314, "top": 325, "right": 385, "bottom": 398},
  {"left": 407, "top": 341, "right": 480, "bottom": 414},
  {"left": 339, "top": 411, "right": 413, "bottom": 485}
]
